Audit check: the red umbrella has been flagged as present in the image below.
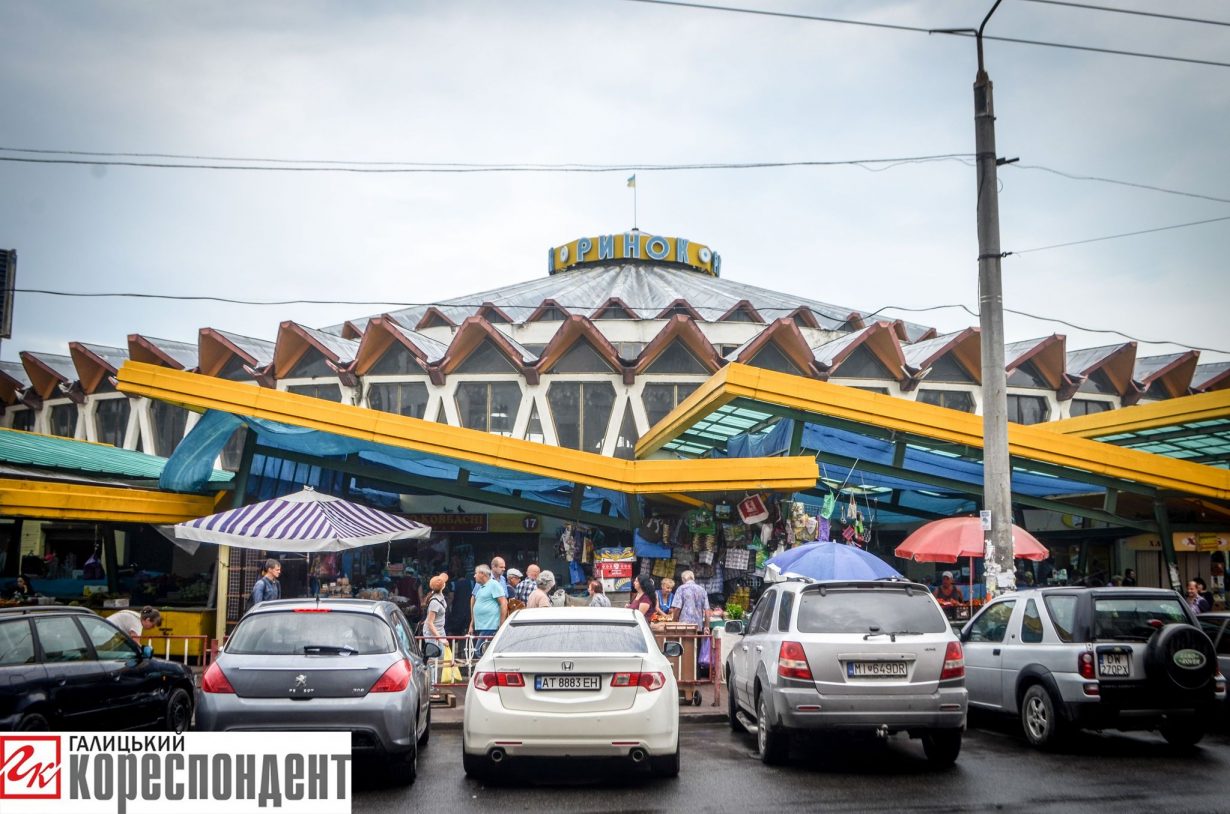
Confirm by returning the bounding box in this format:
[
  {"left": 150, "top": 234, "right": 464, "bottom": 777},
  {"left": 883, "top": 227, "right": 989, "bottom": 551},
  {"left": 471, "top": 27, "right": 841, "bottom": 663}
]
[
  {"left": 894, "top": 516, "right": 1049, "bottom": 563},
  {"left": 894, "top": 517, "right": 1049, "bottom": 609}
]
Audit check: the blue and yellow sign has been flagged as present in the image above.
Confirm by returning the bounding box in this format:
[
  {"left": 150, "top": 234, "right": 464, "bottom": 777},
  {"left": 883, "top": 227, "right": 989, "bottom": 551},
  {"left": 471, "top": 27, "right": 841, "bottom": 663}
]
[{"left": 549, "top": 233, "right": 720, "bottom": 276}]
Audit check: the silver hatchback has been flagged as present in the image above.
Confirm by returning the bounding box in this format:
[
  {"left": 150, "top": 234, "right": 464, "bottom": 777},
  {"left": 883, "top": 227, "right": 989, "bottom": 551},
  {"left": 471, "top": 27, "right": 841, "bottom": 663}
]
[
  {"left": 196, "top": 599, "right": 439, "bottom": 785},
  {"left": 724, "top": 580, "right": 967, "bottom": 766}
]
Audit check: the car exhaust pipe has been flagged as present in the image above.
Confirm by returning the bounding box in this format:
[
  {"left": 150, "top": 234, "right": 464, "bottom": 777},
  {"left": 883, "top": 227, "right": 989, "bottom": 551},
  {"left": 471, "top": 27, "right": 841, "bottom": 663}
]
[
  {"left": 489, "top": 748, "right": 506, "bottom": 764},
  {"left": 629, "top": 748, "right": 648, "bottom": 763}
]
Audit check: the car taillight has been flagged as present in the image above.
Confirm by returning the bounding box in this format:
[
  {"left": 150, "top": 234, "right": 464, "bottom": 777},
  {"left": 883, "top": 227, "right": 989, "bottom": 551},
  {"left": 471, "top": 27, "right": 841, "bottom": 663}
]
[
  {"left": 472, "top": 671, "right": 525, "bottom": 691},
  {"left": 370, "top": 659, "right": 413, "bottom": 693},
  {"left": 778, "top": 641, "right": 813, "bottom": 681},
  {"left": 1216, "top": 672, "right": 1226, "bottom": 694},
  {"left": 940, "top": 641, "right": 964, "bottom": 681},
  {"left": 293, "top": 608, "right": 331, "bottom": 613},
  {"left": 1078, "top": 651, "right": 1096, "bottom": 680},
  {"left": 200, "top": 663, "right": 236, "bottom": 694},
  {"left": 610, "top": 672, "right": 667, "bottom": 691}
]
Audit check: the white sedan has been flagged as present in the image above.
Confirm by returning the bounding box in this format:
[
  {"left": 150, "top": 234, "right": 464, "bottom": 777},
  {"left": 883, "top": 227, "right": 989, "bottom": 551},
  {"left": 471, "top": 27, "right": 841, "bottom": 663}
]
[{"left": 463, "top": 606, "right": 682, "bottom": 778}]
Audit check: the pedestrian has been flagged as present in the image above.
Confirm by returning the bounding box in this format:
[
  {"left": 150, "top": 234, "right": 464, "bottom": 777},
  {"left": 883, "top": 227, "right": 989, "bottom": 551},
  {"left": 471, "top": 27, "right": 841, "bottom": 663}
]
[
  {"left": 1186, "top": 580, "right": 1210, "bottom": 614},
  {"left": 249, "top": 558, "right": 281, "bottom": 608},
  {"left": 588, "top": 579, "right": 611, "bottom": 607},
  {"left": 656, "top": 577, "right": 675, "bottom": 617},
  {"left": 490, "top": 556, "right": 509, "bottom": 593},
  {"left": 12, "top": 575, "right": 33, "bottom": 602},
  {"left": 108, "top": 605, "right": 162, "bottom": 640},
  {"left": 424, "top": 573, "right": 449, "bottom": 650},
  {"left": 1123, "top": 568, "right": 1137, "bottom": 586},
  {"left": 506, "top": 567, "right": 524, "bottom": 599},
  {"left": 1195, "top": 577, "right": 1215, "bottom": 610},
  {"left": 513, "top": 563, "right": 540, "bottom": 604},
  {"left": 527, "top": 570, "right": 555, "bottom": 608},
  {"left": 468, "top": 564, "right": 507, "bottom": 657},
  {"left": 627, "top": 575, "right": 656, "bottom": 618},
  {"left": 445, "top": 558, "right": 473, "bottom": 637},
  {"left": 933, "top": 571, "right": 964, "bottom": 604},
  {"left": 670, "top": 570, "right": 710, "bottom": 631}
]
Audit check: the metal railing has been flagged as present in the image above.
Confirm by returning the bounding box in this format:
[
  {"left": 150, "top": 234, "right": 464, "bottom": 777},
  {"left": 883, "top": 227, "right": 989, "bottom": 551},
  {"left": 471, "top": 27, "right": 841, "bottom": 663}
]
[{"left": 134, "top": 634, "right": 216, "bottom": 666}]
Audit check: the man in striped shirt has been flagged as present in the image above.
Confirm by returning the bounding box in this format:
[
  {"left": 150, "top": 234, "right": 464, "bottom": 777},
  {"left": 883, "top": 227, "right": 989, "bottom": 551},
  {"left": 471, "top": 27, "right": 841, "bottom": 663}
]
[{"left": 513, "top": 563, "right": 539, "bottom": 603}]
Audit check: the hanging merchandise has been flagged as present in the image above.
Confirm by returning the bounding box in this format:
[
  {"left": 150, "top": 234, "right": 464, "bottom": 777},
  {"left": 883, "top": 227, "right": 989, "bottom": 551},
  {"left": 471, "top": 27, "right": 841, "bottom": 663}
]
[
  {"left": 820, "top": 490, "right": 837, "bottom": 519},
  {"left": 652, "top": 558, "right": 677, "bottom": 578},
  {"left": 582, "top": 538, "right": 594, "bottom": 564},
  {"left": 698, "top": 549, "right": 715, "bottom": 565},
  {"left": 802, "top": 515, "right": 819, "bottom": 542},
  {"left": 842, "top": 524, "right": 857, "bottom": 542},
  {"left": 714, "top": 501, "right": 733, "bottom": 521},
  {"left": 638, "top": 515, "right": 664, "bottom": 543},
  {"left": 737, "top": 493, "right": 769, "bottom": 524},
  {"left": 569, "top": 560, "right": 586, "bottom": 586},
  {"left": 819, "top": 517, "right": 831, "bottom": 543},
  {"left": 633, "top": 529, "right": 672, "bottom": 559},
  {"left": 722, "top": 523, "right": 746, "bottom": 546},
  {"left": 725, "top": 548, "right": 751, "bottom": 572},
  {"left": 686, "top": 507, "right": 716, "bottom": 535},
  {"left": 761, "top": 523, "right": 773, "bottom": 547},
  {"left": 675, "top": 548, "right": 695, "bottom": 565}
]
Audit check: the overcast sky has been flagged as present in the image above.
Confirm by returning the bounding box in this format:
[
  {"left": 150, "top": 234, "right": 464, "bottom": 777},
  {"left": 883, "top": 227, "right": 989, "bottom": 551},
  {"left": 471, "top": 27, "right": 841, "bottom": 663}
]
[{"left": 1, "top": 0, "right": 1227, "bottom": 367}]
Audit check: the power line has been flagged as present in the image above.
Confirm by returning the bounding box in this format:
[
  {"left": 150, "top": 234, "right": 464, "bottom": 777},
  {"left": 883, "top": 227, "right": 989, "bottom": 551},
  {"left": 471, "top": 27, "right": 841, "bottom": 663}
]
[
  {"left": 622, "top": 0, "right": 1230, "bottom": 68},
  {"left": 1007, "top": 164, "right": 1230, "bottom": 206},
  {"left": 1018, "top": 0, "right": 1230, "bottom": 28},
  {"left": 1010, "top": 214, "right": 1230, "bottom": 255},
  {"left": 12, "top": 288, "right": 1228, "bottom": 354},
  {"left": 0, "top": 152, "right": 974, "bottom": 174}
]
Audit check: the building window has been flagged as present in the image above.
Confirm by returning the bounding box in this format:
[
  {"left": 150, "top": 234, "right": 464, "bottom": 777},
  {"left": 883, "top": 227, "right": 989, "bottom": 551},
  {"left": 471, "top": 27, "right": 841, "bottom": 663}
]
[
  {"left": 927, "top": 354, "right": 976, "bottom": 383},
  {"left": 367, "top": 381, "right": 429, "bottom": 418},
  {"left": 1007, "top": 394, "right": 1050, "bottom": 425},
  {"left": 642, "top": 383, "right": 699, "bottom": 427},
  {"left": 1069, "top": 398, "right": 1112, "bottom": 418},
  {"left": 49, "top": 403, "right": 79, "bottom": 438},
  {"left": 369, "top": 346, "right": 426, "bottom": 376},
  {"left": 217, "top": 355, "right": 254, "bottom": 381},
  {"left": 220, "top": 425, "right": 249, "bottom": 471},
  {"left": 286, "top": 383, "right": 342, "bottom": 402},
  {"left": 94, "top": 397, "right": 131, "bottom": 447},
  {"left": 1007, "top": 360, "right": 1049, "bottom": 389},
  {"left": 645, "top": 341, "right": 707, "bottom": 375},
  {"left": 286, "top": 350, "right": 335, "bottom": 379},
  {"left": 834, "top": 345, "right": 894, "bottom": 379},
  {"left": 548, "top": 341, "right": 615, "bottom": 374},
  {"left": 917, "top": 389, "right": 975, "bottom": 413},
  {"left": 532, "top": 307, "right": 567, "bottom": 322},
  {"left": 456, "top": 340, "right": 517, "bottom": 374},
  {"left": 721, "top": 307, "right": 760, "bottom": 323},
  {"left": 548, "top": 381, "right": 616, "bottom": 452},
  {"left": 1077, "top": 368, "right": 1118, "bottom": 395},
  {"left": 613, "top": 399, "right": 639, "bottom": 459},
  {"left": 150, "top": 400, "right": 189, "bottom": 455},
  {"left": 11, "top": 409, "right": 35, "bottom": 433},
  {"left": 748, "top": 343, "right": 803, "bottom": 376},
  {"left": 455, "top": 381, "right": 522, "bottom": 435}
]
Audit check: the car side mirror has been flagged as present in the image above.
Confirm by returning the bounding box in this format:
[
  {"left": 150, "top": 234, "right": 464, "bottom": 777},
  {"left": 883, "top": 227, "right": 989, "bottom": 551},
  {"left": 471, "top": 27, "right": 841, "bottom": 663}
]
[
  {"left": 422, "top": 642, "right": 442, "bottom": 660},
  {"left": 724, "top": 620, "right": 745, "bottom": 636},
  {"left": 141, "top": 645, "right": 154, "bottom": 660},
  {"left": 662, "top": 641, "right": 684, "bottom": 658},
  {"left": 959, "top": 623, "right": 972, "bottom": 643}
]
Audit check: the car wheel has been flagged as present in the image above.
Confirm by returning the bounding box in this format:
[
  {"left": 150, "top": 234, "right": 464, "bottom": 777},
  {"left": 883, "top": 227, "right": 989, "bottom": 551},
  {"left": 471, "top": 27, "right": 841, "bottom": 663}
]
[
  {"left": 166, "top": 688, "right": 192, "bottom": 734},
  {"left": 462, "top": 750, "right": 487, "bottom": 781},
  {"left": 387, "top": 742, "right": 417, "bottom": 786},
  {"left": 921, "top": 729, "right": 962, "bottom": 767},
  {"left": 417, "top": 705, "right": 431, "bottom": 749},
  {"left": 1020, "top": 684, "right": 1066, "bottom": 749},
  {"left": 727, "top": 672, "right": 741, "bottom": 731},
  {"left": 756, "top": 692, "right": 788, "bottom": 765},
  {"left": 1160, "top": 718, "right": 1205, "bottom": 749},
  {"left": 17, "top": 713, "right": 50, "bottom": 731},
  {"left": 650, "top": 742, "right": 681, "bottom": 778}
]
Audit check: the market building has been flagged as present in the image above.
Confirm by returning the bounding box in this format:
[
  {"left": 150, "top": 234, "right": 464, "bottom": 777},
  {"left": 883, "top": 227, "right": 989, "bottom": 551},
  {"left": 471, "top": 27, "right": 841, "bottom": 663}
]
[{"left": 2, "top": 230, "right": 1228, "bottom": 625}]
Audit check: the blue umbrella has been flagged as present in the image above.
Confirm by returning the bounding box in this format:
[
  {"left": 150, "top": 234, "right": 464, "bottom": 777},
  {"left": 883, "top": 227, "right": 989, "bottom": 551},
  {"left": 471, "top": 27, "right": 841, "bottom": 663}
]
[{"left": 766, "top": 541, "right": 903, "bottom": 581}]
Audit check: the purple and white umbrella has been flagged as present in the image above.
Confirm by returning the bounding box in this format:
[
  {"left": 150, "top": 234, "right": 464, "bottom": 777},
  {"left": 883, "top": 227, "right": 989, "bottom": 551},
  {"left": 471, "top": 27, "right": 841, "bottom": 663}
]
[{"left": 173, "top": 486, "right": 431, "bottom": 552}]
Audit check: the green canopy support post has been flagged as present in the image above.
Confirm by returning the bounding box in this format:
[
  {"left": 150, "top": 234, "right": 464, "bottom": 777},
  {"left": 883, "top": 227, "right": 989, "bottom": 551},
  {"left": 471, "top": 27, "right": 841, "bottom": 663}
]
[
  {"left": 1154, "top": 497, "right": 1180, "bottom": 592},
  {"left": 789, "top": 420, "right": 805, "bottom": 456},
  {"left": 103, "top": 526, "right": 119, "bottom": 595}
]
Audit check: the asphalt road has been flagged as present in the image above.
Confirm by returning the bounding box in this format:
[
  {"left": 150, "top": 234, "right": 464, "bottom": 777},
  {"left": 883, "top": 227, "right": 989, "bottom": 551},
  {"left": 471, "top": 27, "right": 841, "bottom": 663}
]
[{"left": 352, "top": 716, "right": 1230, "bottom": 813}]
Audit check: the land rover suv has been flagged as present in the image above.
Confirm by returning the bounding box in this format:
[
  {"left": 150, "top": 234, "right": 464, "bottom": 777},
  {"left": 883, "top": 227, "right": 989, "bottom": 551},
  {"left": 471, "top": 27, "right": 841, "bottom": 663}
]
[
  {"left": 962, "top": 587, "right": 1225, "bottom": 749},
  {"left": 723, "top": 580, "right": 967, "bottom": 767}
]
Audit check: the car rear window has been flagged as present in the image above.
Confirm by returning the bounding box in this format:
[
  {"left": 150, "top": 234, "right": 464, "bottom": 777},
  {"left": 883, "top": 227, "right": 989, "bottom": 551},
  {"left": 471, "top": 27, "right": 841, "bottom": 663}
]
[
  {"left": 1093, "top": 597, "right": 1188, "bottom": 641},
  {"left": 226, "top": 611, "right": 395, "bottom": 655},
  {"left": 495, "top": 622, "right": 648, "bottom": 654},
  {"left": 796, "top": 588, "right": 948, "bottom": 634}
]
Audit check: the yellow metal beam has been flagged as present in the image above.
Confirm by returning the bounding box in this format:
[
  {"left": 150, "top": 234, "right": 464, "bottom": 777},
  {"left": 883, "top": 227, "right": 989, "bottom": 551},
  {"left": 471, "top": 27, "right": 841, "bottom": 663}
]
[
  {"left": 0, "top": 478, "right": 222, "bottom": 523},
  {"left": 636, "top": 364, "right": 1230, "bottom": 501},
  {"left": 1045, "top": 389, "right": 1230, "bottom": 438},
  {"left": 116, "top": 362, "right": 818, "bottom": 494}
]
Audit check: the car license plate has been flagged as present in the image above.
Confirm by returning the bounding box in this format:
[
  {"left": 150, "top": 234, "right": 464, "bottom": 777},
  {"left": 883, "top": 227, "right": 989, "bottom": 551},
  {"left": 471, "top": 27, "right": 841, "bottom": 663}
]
[
  {"left": 535, "top": 674, "right": 600, "bottom": 691},
  {"left": 1098, "top": 652, "right": 1131, "bottom": 677},
  {"left": 847, "top": 661, "right": 908, "bottom": 678}
]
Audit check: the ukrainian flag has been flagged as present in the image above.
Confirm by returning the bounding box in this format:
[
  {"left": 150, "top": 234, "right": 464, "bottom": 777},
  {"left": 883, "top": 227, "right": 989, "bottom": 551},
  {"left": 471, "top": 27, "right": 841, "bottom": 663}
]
[{"left": 627, "top": 175, "right": 636, "bottom": 188}]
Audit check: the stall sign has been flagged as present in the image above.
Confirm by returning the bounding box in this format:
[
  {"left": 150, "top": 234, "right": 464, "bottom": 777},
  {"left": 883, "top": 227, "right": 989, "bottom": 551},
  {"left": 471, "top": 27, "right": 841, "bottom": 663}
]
[
  {"left": 596, "top": 562, "right": 633, "bottom": 579},
  {"left": 403, "top": 513, "right": 488, "bottom": 533}
]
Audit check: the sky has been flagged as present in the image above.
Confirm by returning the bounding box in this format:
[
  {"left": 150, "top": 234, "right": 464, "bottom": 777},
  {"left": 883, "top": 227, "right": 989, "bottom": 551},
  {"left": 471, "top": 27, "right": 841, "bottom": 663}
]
[{"left": 1, "top": 0, "right": 1227, "bottom": 367}]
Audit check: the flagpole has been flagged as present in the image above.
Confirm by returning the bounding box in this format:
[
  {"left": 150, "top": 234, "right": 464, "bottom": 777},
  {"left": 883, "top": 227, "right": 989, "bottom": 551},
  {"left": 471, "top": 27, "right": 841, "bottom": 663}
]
[{"left": 633, "top": 183, "right": 638, "bottom": 230}]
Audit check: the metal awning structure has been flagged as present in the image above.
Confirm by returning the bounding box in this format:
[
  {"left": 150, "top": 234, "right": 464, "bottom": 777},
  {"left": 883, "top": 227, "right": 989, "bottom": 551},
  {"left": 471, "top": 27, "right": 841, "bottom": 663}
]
[
  {"left": 116, "top": 361, "right": 819, "bottom": 530},
  {"left": 636, "top": 364, "right": 1230, "bottom": 532},
  {"left": 1047, "top": 390, "right": 1230, "bottom": 470},
  {"left": 0, "top": 427, "right": 229, "bottom": 523}
]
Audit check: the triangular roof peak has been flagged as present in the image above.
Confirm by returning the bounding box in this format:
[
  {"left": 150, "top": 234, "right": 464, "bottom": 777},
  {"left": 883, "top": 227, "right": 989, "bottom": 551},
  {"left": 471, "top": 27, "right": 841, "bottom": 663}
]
[
  {"left": 590, "top": 297, "right": 640, "bottom": 320},
  {"left": 634, "top": 315, "right": 722, "bottom": 376},
  {"left": 21, "top": 351, "right": 76, "bottom": 400},
  {"left": 526, "top": 299, "right": 572, "bottom": 323},
  {"left": 69, "top": 342, "right": 129, "bottom": 395},
  {"left": 1005, "top": 334, "right": 1067, "bottom": 391},
  {"left": 813, "top": 322, "right": 909, "bottom": 384},
  {"left": 415, "top": 307, "right": 457, "bottom": 331},
  {"left": 439, "top": 317, "right": 539, "bottom": 383},
  {"left": 128, "top": 334, "right": 197, "bottom": 371},
  {"left": 272, "top": 321, "right": 360, "bottom": 381},
  {"left": 728, "top": 318, "right": 818, "bottom": 377},
  {"left": 654, "top": 299, "right": 704, "bottom": 321},
  {"left": 535, "top": 315, "right": 626, "bottom": 379},
  {"left": 718, "top": 300, "right": 766, "bottom": 324},
  {"left": 198, "top": 328, "right": 275, "bottom": 383},
  {"left": 353, "top": 315, "right": 448, "bottom": 378}
]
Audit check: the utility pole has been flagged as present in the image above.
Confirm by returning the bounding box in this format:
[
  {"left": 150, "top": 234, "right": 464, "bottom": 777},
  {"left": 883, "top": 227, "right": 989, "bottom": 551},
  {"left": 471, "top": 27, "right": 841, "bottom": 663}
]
[{"left": 972, "top": 0, "right": 1016, "bottom": 597}]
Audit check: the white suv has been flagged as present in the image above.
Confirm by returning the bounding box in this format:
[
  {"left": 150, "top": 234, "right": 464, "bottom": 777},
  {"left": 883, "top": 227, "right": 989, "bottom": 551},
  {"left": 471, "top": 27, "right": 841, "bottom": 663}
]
[{"left": 724, "top": 579, "right": 968, "bottom": 767}]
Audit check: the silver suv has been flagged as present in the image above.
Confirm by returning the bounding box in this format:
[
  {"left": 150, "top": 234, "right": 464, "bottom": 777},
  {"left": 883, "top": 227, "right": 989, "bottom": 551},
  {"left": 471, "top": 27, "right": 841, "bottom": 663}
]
[
  {"left": 723, "top": 579, "right": 968, "bottom": 766},
  {"left": 962, "top": 587, "right": 1226, "bottom": 749}
]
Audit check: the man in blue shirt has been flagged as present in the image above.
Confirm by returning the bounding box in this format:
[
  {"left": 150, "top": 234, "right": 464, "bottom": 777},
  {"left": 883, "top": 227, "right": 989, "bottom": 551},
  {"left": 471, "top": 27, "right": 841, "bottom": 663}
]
[
  {"left": 469, "top": 564, "right": 508, "bottom": 656},
  {"left": 491, "top": 556, "right": 509, "bottom": 594}
]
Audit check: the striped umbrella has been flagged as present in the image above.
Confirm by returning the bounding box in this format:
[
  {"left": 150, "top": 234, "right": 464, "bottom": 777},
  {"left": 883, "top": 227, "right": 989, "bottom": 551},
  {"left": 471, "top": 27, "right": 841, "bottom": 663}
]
[{"left": 174, "top": 486, "right": 430, "bottom": 551}]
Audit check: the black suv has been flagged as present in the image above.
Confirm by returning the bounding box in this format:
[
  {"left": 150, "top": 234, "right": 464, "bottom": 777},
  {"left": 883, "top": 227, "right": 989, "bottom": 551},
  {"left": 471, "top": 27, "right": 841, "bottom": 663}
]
[
  {"left": 0, "top": 606, "right": 195, "bottom": 732},
  {"left": 963, "top": 587, "right": 1224, "bottom": 748}
]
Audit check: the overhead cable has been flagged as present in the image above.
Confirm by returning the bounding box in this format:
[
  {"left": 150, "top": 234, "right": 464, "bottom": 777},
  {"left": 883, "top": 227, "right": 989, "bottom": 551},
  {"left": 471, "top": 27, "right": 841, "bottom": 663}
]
[{"left": 1018, "top": 0, "right": 1230, "bottom": 28}]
